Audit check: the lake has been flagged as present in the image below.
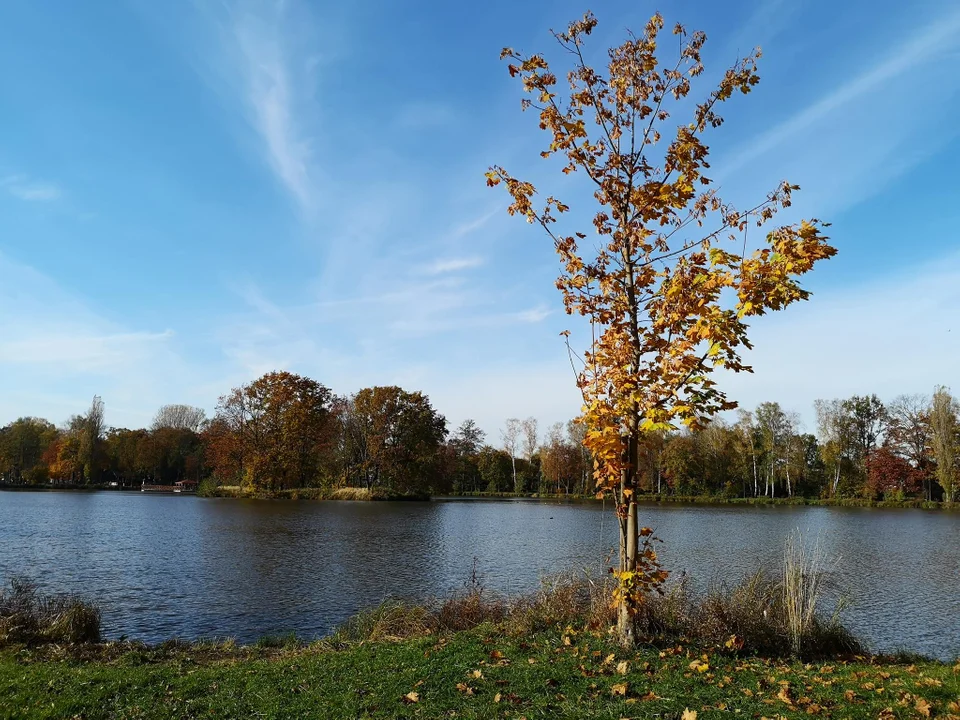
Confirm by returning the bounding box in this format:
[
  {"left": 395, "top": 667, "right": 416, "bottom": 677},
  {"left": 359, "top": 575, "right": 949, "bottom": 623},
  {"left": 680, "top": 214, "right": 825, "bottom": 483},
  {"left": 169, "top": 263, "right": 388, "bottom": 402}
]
[{"left": 1, "top": 491, "right": 957, "bottom": 658}]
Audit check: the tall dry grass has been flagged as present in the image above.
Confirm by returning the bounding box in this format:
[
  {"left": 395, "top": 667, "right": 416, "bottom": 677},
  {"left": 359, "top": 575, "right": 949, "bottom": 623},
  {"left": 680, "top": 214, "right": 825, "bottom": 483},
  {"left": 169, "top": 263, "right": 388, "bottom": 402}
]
[
  {"left": 783, "top": 529, "right": 829, "bottom": 656},
  {"left": 329, "top": 536, "right": 860, "bottom": 659},
  {"left": 0, "top": 577, "right": 101, "bottom": 646}
]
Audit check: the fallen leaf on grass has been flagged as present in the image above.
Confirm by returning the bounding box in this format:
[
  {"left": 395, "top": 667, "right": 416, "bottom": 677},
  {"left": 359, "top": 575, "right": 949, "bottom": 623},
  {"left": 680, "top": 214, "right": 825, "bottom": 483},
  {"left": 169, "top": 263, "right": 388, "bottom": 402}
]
[
  {"left": 616, "top": 660, "right": 629, "bottom": 675},
  {"left": 915, "top": 697, "right": 932, "bottom": 717},
  {"left": 681, "top": 709, "right": 697, "bottom": 720},
  {"left": 402, "top": 692, "right": 419, "bottom": 704},
  {"left": 455, "top": 683, "right": 474, "bottom": 696},
  {"left": 610, "top": 683, "right": 628, "bottom": 696}
]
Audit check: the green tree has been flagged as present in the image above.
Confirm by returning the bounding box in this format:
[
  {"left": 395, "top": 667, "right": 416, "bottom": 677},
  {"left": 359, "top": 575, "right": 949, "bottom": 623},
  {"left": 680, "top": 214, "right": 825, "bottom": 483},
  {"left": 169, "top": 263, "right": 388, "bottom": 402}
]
[
  {"left": 929, "top": 386, "right": 959, "bottom": 503},
  {"left": 449, "top": 419, "right": 485, "bottom": 493},
  {"left": 477, "top": 446, "right": 513, "bottom": 493},
  {"left": 0, "top": 417, "right": 58, "bottom": 485}
]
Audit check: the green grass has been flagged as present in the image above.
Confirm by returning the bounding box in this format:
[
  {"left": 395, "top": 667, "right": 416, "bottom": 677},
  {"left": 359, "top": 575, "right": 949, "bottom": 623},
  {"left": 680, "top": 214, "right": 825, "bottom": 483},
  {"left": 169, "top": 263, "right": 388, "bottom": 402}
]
[{"left": 2, "top": 626, "right": 958, "bottom": 719}]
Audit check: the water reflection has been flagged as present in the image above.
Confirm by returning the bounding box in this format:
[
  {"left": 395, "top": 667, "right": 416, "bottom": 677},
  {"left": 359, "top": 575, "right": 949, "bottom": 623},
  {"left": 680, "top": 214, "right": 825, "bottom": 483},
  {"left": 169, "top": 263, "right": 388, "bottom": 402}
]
[{"left": 0, "top": 492, "right": 957, "bottom": 659}]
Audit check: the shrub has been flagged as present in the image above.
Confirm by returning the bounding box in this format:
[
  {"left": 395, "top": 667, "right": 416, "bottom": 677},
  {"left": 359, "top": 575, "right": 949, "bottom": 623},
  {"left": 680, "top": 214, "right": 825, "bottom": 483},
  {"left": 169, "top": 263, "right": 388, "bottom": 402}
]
[
  {"left": 631, "top": 533, "right": 863, "bottom": 659},
  {"left": 0, "top": 577, "right": 101, "bottom": 646}
]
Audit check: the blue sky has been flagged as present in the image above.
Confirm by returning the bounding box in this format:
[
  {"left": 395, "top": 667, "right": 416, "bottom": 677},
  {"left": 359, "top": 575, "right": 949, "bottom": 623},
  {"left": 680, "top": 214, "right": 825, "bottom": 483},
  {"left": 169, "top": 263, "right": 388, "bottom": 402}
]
[{"left": 1, "top": 0, "right": 959, "bottom": 438}]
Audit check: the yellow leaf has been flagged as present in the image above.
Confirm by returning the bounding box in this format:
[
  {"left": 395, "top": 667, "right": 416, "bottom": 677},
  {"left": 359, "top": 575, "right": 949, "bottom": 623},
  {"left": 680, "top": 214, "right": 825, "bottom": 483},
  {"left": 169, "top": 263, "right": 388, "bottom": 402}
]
[
  {"left": 915, "top": 697, "right": 932, "bottom": 717},
  {"left": 470, "top": 669, "right": 484, "bottom": 679},
  {"left": 494, "top": 692, "right": 502, "bottom": 703},
  {"left": 610, "top": 683, "right": 628, "bottom": 696},
  {"left": 616, "top": 660, "right": 629, "bottom": 675},
  {"left": 682, "top": 710, "right": 697, "bottom": 720},
  {"left": 403, "top": 691, "right": 419, "bottom": 703}
]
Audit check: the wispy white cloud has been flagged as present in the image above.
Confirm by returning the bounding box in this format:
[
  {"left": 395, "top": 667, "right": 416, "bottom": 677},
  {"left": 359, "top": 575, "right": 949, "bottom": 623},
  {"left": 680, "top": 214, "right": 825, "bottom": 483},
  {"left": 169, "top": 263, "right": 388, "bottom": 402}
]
[
  {"left": 2, "top": 175, "right": 61, "bottom": 202},
  {"left": 720, "top": 250, "right": 960, "bottom": 431},
  {"left": 723, "top": 6, "right": 960, "bottom": 178},
  {"left": 0, "top": 330, "right": 174, "bottom": 371},
  {"left": 449, "top": 208, "right": 500, "bottom": 241},
  {"left": 513, "top": 305, "right": 551, "bottom": 324},
  {"left": 421, "top": 256, "right": 485, "bottom": 275},
  {"left": 0, "top": 253, "right": 197, "bottom": 429},
  {"left": 206, "top": 0, "right": 320, "bottom": 212}
]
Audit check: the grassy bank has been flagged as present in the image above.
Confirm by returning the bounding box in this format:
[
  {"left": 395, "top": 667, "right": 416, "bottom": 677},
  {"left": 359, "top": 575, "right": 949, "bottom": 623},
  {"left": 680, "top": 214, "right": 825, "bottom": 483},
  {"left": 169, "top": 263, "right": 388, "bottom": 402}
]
[
  {"left": 200, "top": 485, "right": 431, "bottom": 501},
  {"left": 3, "top": 624, "right": 958, "bottom": 719},
  {"left": 2, "top": 570, "right": 958, "bottom": 718}
]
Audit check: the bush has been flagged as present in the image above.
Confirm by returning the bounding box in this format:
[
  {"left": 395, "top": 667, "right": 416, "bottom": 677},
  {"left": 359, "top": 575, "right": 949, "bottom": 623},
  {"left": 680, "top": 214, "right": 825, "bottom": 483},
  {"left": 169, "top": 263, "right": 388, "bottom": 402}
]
[
  {"left": 0, "top": 577, "right": 101, "bottom": 646},
  {"left": 631, "top": 533, "right": 863, "bottom": 659},
  {"left": 196, "top": 477, "right": 220, "bottom": 497}
]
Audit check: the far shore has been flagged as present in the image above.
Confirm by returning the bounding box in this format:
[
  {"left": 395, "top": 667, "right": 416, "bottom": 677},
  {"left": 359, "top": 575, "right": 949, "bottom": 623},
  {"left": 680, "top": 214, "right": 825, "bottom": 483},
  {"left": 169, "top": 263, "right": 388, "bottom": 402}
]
[{"left": 3, "top": 482, "right": 958, "bottom": 510}]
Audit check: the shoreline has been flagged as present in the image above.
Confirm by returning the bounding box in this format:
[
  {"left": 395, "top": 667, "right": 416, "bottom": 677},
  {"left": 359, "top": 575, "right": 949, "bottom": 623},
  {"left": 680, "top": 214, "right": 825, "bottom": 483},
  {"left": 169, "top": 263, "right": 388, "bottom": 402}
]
[{"left": 2, "top": 483, "right": 956, "bottom": 509}]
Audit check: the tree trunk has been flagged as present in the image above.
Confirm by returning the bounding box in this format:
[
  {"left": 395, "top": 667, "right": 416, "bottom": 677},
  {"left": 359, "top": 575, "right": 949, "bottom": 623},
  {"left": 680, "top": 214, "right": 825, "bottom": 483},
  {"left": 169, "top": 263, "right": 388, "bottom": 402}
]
[
  {"left": 615, "top": 434, "right": 638, "bottom": 646},
  {"left": 616, "top": 493, "right": 638, "bottom": 646}
]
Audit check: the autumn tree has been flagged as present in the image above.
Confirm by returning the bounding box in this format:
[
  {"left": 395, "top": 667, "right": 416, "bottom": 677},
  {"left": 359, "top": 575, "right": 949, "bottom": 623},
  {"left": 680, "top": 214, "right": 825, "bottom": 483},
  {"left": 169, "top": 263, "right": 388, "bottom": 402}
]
[
  {"left": 151, "top": 404, "right": 208, "bottom": 433},
  {"left": 541, "top": 421, "right": 582, "bottom": 494},
  {"left": 342, "top": 386, "right": 447, "bottom": 493},
  {"left": 929, "top": 386, "right": 959, "bottom": 503},
  {"left": 886, "top": 394, "right": 933, "bottom": 499},
  {"left": 734, "top": 410, "right": 760, "bottom": 496},
  {"left": 518, "top": 417, "right": 540, "bottom": 492},
  {"left": 103, "top": 428, "right": 149, "bottom": 485},
  {"left": 755, "top": 402, "right": 801, "bottom": 497},
  {"left": 0, "top": 417, "right": 58, "bottom": 485},
  {"left": 565, "top": 419, "right": 592, "bottom": 494},
  {"left": 140, "top": 427, "right": 205, "bottom": 484},
  {"left": 815, "top": 399, "right": 855, "bottom": 496},
  {"left": 841, "top": 394, "right": 887, "bottom": 481},
  {"left": 212, "top": 372, "right": 336, "bottom": 491},
  {"left": 500, "top": 418, "right": 521, "bottom": 491},
  {"left": 866, "top": 446, "right": 921, "bottom": 499},
  {"left": 488, "top": 12, "right": 836, "bottom": 642},
  {"left": 60, "top": 396, "right": 106, "bottom": 485}
]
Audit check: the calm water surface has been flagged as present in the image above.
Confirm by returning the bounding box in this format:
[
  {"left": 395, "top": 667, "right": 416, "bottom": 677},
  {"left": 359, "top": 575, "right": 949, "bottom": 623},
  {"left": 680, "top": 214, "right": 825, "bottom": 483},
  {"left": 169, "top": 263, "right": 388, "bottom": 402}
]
[{"left": 0, "top": 492, "right": 957, "bottom": 658}]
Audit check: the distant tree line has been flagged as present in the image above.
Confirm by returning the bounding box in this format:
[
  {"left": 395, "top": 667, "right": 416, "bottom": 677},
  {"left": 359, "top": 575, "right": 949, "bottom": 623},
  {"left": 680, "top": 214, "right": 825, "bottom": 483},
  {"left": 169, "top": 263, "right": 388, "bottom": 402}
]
[{"left": 1, "top": 375, "right": 958, "bottom": 502}]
